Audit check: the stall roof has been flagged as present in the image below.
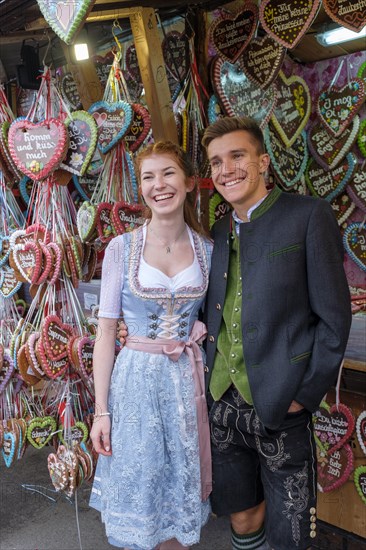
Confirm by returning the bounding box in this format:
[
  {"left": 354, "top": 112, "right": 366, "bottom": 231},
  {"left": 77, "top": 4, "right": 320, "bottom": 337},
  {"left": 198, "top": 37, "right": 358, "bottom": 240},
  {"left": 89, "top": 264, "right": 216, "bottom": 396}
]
[{"left": 0, "top": 0, "right": 365, "bottom": 83}]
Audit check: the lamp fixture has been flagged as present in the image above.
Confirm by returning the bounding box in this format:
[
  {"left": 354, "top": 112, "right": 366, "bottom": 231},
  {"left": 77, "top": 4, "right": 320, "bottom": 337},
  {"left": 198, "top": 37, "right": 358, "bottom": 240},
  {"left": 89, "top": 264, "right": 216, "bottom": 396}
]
[
  {"left": 317, "top": 25, "right": 366, "bottom": 46},
  {"left": 74, "top": 42, "right": 89, "bottom": 61}
]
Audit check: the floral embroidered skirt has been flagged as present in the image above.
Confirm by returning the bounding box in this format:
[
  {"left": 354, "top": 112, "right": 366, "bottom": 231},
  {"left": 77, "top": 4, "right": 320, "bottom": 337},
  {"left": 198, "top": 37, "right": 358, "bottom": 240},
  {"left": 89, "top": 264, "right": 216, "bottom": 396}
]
[{"left": 90, "top": 347, "right": 210, "bottom": 550}]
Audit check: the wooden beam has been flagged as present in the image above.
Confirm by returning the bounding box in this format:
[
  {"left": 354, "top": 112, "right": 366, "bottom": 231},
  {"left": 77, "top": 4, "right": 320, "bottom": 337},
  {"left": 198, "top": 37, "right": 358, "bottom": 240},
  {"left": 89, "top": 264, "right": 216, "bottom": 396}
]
[
  {"left": 0, "top": 31, "right": 50, "bottom": 44},
  {"left": 129, "top": 8, "right": 178, "bottom": 143},
  {"left": 61, "top": 42, "right": 103, "bottom": 111}
]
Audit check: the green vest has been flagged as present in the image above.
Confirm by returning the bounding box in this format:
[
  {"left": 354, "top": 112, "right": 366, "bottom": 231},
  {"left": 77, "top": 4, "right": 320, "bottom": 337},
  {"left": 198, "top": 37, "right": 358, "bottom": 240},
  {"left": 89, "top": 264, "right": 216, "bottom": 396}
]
[{"left": 209, "top": 187, "right": 282, "bottom": 403}]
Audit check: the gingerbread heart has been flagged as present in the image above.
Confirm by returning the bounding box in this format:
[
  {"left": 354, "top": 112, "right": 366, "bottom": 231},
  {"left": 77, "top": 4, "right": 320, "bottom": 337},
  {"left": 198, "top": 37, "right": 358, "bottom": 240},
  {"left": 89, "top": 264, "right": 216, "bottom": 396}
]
[
  {"left": 317, "top": 79, "right": 365, "bottom": 137},
  {"left": 323, "top": 0, "right": 366, "bottom": 32},
  {"left": 72, "top": 173, "right": 99, "bottom": 201},
  {"left": 264, "top": 125, "right": 308, "bottom": 189},
  {"left": 77, "top": 201, "right": 97, "bottom": 242},
  {"left": 207, "top": 95, "right": 224, "bottom": 124},
  {"left": 0, "top": 265, "right": 23, "bottom": 299},
  {"left": 317, "top": 444, "right": 354, "bottom": 493},
  {"left": 37, "top": 0, "right": 95, "bottom": 45},
  {"left": 111, "top": 202, "right": 144, "bottom": 235},
  {"left": 313, "top": 401, "right": 355, "bottom": 455},
  {"left": 346, "top": 164, "right": 366, "bottom": 212},
  {"left": 123, "top": 69, "right": 143, "bottom": 102},
  {"left": 356, "top": 411, "right": 366, "bottom": 456},
  {"left": 124, "top": 104, "right": 151, "bottom": 153},
  {"left": 8, "top": 118, "right": 68, "bottom": 180},
  {"left": 58, "top": 421, "right": 89, "bottom": 446},
  {"left": 89, "top": 101, "right": 133, "bottom": 154},
  {"left": 0, "top": 121, "right": 22, "bottom": 180},
  {"left": 60, "top": 71, "right": 81, "bottom": 109},
  {"left": 307, "top": 116, "right": 360, "bottom": 170},
  {"left": 271, "top": 71, "right": 311, "bottom": 147},
  {"left": 239, "top": 35, "right": 286, "bottom": 90},
  {"left": 358, "top": 119, "right": 366, "bottom": 158},
  {"left": 0, "top": 352, "right": 15, "bottom": 394},
  {"left": 2, "top": 431, "right": 17, "bottom": 467},
  {"left": 162, "top": 30, "right": 190, "bottom": 83},
  {"left": 96, "top": 202, "right": 114, "bottom": 243},
  {"left": 343, "top": 222, "right": 366, "bottom": 272},
  {"left": 211, "top": 56, "right": 277, "bottom": 130},
  {"left": 93, "top": 52, "right": 114, "bottom": 86},
  {"left": 0, "top": 236, "right": 11, "bottom": 267},
  {"left": 12, "top": 241, "right": 42, "bottom": 284},
  {"left": 60, "top": 111, "right": 98, "bottom": 176},
  {"left": 306, "top": 153, "right": 357, "bottom": 202},
  {"left": 19, "top": 176, "right": 33, "bottom": 206},
  {"left": 354, "top": 465, "right": 366, "bottom": 504},
  {"left": 209, "top": 192, "right": 231, "bottom": 229},
  {"left": 330, "top": 193, "right": 356, "bottom": 226},
  {"left": 259, "top": 0, "right": 321, "bottom": 49},
  {"left": 41, "top": 315, "right": 73, "bottom": 361},
  {"left": 48, "top": 453, "right": 69, "bottom": 491},
  {"left": 27, "top": 416, "right": 57, "bottom": 449},
  {"left": 209, "top": 3, "right": 258, "bottom": 63}
]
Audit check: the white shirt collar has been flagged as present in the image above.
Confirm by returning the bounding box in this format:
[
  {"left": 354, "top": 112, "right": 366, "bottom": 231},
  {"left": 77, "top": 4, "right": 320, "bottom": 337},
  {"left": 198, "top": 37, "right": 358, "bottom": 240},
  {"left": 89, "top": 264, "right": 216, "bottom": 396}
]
[{"left": 232, "top": 194, "right": 268, "bottom": 233}]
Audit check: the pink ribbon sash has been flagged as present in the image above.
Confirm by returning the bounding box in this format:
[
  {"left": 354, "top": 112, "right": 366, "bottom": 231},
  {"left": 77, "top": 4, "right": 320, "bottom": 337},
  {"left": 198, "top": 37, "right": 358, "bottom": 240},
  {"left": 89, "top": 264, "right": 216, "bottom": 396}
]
[{"left": 125, "top": 320, "right": 212, "bottom": 501}]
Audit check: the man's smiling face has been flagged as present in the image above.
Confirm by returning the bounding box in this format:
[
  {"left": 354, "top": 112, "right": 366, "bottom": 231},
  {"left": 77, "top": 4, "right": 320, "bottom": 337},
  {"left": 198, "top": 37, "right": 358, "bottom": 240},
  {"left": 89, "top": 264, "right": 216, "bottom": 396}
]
[{"left": 207, "top": 130, "right": 270, "bottom": 218}]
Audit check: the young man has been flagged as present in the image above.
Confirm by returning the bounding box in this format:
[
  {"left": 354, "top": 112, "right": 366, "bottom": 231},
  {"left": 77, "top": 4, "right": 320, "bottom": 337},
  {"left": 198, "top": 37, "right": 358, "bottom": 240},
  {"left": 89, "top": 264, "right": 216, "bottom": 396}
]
[{"left": 202, "top": 116, "right": 352, "bottom": 550}]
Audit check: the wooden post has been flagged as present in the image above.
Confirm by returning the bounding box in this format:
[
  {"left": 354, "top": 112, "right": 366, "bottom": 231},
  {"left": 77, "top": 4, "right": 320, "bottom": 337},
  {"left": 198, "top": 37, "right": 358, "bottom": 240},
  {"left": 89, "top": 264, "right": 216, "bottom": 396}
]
[
  {"left": 61, "top": 42, "right": 103, "bottom": 111},
  {"left": 129, "top": 8, "right": 178, "bottom": 143}
]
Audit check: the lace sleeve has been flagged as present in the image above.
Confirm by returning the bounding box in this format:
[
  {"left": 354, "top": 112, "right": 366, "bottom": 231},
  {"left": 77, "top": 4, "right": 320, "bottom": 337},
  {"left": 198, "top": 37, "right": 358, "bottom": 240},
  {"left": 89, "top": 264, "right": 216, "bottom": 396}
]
[{"left": 98, "top": 235, "right": 125, "bottom": 318}]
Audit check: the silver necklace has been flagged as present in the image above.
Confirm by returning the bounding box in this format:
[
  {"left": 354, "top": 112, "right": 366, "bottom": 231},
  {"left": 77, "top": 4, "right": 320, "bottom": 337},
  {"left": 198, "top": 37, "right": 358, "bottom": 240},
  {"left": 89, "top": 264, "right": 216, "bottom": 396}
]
[{"left": 148, "top": 223, "right": 187, "bottom": 253}]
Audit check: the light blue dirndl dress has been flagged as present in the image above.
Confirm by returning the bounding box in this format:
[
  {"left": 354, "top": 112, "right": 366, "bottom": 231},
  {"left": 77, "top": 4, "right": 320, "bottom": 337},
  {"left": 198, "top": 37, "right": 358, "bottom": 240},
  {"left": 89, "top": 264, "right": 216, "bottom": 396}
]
[{"left": 90, "top": 225, "right": 212, "bottom": 550}]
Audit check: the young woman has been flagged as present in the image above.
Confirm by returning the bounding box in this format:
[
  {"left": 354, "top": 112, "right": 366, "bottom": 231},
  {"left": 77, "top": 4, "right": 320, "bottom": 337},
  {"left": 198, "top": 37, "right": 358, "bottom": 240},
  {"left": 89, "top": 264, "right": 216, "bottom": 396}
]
[{"left": 90, "top": 141, "right": 212, "bottom": 550}]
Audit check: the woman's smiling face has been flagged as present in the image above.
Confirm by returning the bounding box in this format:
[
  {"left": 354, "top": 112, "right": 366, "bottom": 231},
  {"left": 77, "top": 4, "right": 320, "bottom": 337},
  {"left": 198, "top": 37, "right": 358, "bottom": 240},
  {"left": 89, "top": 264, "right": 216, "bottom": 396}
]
[{"left": 140, "top": 153, "right": 194, "bottom": 218}]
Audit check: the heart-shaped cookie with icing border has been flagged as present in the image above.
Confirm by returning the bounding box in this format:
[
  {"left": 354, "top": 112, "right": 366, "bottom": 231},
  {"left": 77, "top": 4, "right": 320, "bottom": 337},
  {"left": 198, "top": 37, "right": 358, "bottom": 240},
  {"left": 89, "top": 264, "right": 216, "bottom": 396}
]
[
  {"left": 60, "top": 71, "right": 81, "bottom": 110},
  {"left": 41, "top": 315, "right": 73, "bottom": 361},
  {"left": 2, "top": 431, "right": 18, "bottom": 467},
  {"left": 75, "top": 336, "right": 94, "bottom": 379},
  {"left": 0, "top": 121, "right": 22, "bottom": 180},
  {"left": 211, "top": 56, "right": 277, "bottom": 130},
  {"left": 308, "top": 116, "right": 360, "bottom": 170},
  {"left": 36, "top": 0, "right": 96, "bottom": 45},
  {"left": 264, "top": 125, "right": 308, "bottom": 189},
  {"left": 124, "top": 104, "right": 151, "bottom": 153},
  {"left": 11, "top": 241, "right": 42, "bottom": 284},
  {"left": 323, "top": 0, "right": 366, "bottom": 32},
  {"left": 18, "top": 344, "right": 41, "bottom": 386},
  {"left": 27, "top": 416, "right": 57, "bottom": 449},
  {"left": 209, "top": 192, "right": 232, "bottom": 229},
  {"left": 162, "top": 30, "right": 190, "bottom": 83},
  {"left": 356, "top": 410, "right": 366, "bottom": 456},
  {"left": 207, "top": 95, "right": 224, "bottom": 124},
  {"left": 317, "top": 444, "right": 354, "bottom": 493},
  {"left": 96, "top": 202, "right": 114, "bottom": 243},
  {"left": 317, "top": 79, "right": 365, "bottom": 137},
  {"left": 60, "top": 111, "right": 98, "bottom": 176},
  {"left": 306, "top": 153, "right": 357, "bottom": 202},
  {"left": 343, "top": 222, "right": 366, "bottom": 272},
  {"left": 330, "top": 193, "right": 356, "bottom": 226},
  {"left": 271, "top": 71, "right": 311, "bottom": 147},
  {"left": 354, "top": 465, "right": 366, "bottom": 504},
  {"left": 209, "top": 3, "right": 258, "bottom": 63},
  {"left": 313, "top": 400, "right": 355, "bottom": 455},
  {"left": 111, "top": 202, "right": 144, "bottom": 235},
  {"left": 77, "top": 201, "right": 97, "bottom": 242},
  {"left": 260, "top": 0, "right": 321, "bottom": 49},
  {"left": 239, "top": 35, "right": 286, "bottom": 90},
  {"left": 346, "top": 164, "right": 366, "bottom": 212},
  {"left": 0, "top": 352, "right": 15, "bottom": 394},
  {"left": 358, "top": 118, "right": 366, "bottom": 157},
  {"left": 58, "top": 421, "right": 89, "bottom": 446},
  {"left": 0, "top": 236, "right": 10, "bottom": 267},
  {"left": 89, "top": 101, "right": 133, "bottom": 154},
  {"left": 8, "top": 118, "right": 68, "bottom": 180},
  {"left": 48, "top": 453, "right": 70, "bottom": 491}
]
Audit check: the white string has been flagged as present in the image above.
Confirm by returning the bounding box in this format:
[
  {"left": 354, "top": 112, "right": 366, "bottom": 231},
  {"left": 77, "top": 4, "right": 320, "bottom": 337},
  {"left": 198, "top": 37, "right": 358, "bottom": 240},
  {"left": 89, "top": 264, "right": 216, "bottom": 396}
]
[
  {"left": 329, "top": 59, "right": 344, "bottom": 89},
  {"left": 335, "top": 359, "right": 344, "bottom": 411}
]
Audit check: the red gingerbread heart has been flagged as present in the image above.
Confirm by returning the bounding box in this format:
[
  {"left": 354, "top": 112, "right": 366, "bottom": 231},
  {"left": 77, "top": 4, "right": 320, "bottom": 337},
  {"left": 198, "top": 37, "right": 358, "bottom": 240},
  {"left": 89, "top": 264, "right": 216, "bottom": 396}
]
[
  {"left": 124, "top": 104, "right": 151, "bottom": 153},
  {"left": 8, "top": 118, "right": 68, "bottom": 180},
  {"left": 317, "top": 444, "right": 354, "bottom": 493},
  {"left": 41, "top": 315, "right": 73, "bottom": 362},
  {"left": 323, "top": 0, "right": 366, "bottom": 32},
  {"left": 313, "top": 401, "right": 355, "bottom": 455},
  {"left": 111, "top": 202, "right": 145, "bottom": 235}
]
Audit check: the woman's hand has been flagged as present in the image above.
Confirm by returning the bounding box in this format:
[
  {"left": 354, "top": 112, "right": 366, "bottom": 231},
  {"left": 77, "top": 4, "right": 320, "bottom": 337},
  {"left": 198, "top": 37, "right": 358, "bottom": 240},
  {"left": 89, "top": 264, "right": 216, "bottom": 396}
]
[
  {"left": 117, "top": 320, "right": 128, "bottom": 346},
  {"left": 90, "top": 416, "right": 112, "bottom": 456}
]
